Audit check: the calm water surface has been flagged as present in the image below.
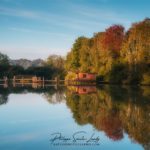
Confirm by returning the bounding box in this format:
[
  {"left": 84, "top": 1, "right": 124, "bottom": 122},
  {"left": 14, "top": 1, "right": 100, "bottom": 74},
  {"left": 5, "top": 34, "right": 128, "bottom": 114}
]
[{"left": 0, "top": 85, "right": 150, "bottom": 150}]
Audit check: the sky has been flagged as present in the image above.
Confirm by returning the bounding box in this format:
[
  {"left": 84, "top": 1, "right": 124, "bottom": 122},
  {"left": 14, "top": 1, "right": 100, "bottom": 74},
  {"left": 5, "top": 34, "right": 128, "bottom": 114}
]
[{"left": 0, "top": 0, "right": 149, "bottom": 60}]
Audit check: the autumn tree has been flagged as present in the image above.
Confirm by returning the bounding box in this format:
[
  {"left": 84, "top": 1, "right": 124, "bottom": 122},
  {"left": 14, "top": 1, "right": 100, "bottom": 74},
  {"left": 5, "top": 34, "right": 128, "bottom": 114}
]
[
  {"left": 121, "top": 18, "right": 150, "bottom": 84},
  {"left": 79, "top": 37, "right": 92, "bottom": 72},
  {"left": 102, "top": 25, "right": 125, "bottom": 57},
  {"left": 90, "top": 32, "right": 105, "bottom": 74},
  {"left": 99, "top": 25, "right": 125, "bottom": 82},
  {"left": 122, "top": 18, "right": 150, "bottom": 65}
]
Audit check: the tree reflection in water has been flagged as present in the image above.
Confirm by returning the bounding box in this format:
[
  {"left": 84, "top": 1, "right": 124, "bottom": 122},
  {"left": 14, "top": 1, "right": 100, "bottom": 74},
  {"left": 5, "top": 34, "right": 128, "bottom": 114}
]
[
  {"left": 0, "top": 87, "right": 9, "bottom": 105},
  {"left": 0, "top": 85, "right": 66, "bottom": 105},
  {"left": 66, "top": 85, "right": 150, "bottom": 148},
  {"left": 0, "top": 85, "right": 149, "bottom": 149}
]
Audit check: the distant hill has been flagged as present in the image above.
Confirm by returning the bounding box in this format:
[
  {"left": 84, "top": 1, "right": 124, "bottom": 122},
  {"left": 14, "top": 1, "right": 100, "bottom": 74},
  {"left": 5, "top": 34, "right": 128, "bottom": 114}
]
[{"left": 9, "top": 59, "right": 45, "bottom": 69}]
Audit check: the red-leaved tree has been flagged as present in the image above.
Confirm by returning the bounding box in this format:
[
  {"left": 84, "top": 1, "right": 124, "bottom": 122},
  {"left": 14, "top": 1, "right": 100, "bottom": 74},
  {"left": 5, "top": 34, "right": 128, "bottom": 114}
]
[{"left": 102, "top": 25, "right": 125, "bottom": 52}]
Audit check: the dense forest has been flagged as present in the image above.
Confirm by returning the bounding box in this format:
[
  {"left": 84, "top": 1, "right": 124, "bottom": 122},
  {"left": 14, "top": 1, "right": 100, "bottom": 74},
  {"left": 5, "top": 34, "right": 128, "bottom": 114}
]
[
  {"left": 65, "top": 18, "right": 150, "bottom": 85},
  {"left": 0, "top": 52, "right": 65, "bottom": 79}
]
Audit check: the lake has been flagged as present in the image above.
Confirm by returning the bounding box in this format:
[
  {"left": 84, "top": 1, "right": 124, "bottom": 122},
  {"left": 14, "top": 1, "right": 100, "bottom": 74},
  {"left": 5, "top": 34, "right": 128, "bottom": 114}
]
[{"left": 0, "top": 85, "right": 150, "bottom": 150}]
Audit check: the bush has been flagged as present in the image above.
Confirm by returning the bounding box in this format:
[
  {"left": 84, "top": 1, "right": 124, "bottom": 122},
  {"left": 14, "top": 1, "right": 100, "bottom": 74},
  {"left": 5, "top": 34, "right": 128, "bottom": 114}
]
[{"left": 65, "top": 72, "right": 76, "bottom": 81}]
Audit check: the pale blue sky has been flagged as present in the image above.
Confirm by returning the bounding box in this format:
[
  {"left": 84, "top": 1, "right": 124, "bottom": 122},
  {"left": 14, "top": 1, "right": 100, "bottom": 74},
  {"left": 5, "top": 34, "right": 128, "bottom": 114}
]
[{"left": 0, "top": 0, "right": 149, "bottom": 59}]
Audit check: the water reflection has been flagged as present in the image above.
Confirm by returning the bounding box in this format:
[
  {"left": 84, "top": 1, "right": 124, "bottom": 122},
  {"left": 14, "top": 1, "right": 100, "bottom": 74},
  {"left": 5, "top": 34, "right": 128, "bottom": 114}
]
[
  {"left": 68, "top": 86, "right": 97, "bottom": 94},
  {"left": 0, "top": 85, "right": 66, "bottom": 105},
  {"left": 0, "top": 85, "right": 150, "bottom": 149},
  {"left": 66, "top": 85, "right": 150, "bottom": 149}
]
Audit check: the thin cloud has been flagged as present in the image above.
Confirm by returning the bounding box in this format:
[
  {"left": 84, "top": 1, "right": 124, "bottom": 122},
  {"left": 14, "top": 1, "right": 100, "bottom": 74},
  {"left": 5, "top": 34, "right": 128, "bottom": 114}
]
[
  {"left": 0, "top": 7, "right": 41, "bottom": 19},
  {"left": 0, "top": 6, "right": 107, "bottom": 31},
  {"left": 0, "top": 5, "right": 131, "bottom": 31},
  {"left": 72, "top": 4, "right": 131, "bottom": 26},
  {"left": 9, "top": 27, "right": 70, "bottom": 37}
]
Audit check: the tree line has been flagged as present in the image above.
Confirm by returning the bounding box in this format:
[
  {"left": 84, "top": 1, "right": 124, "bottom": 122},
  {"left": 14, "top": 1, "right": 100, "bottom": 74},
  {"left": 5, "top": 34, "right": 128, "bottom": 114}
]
[
  {"left": 0, "top": 53, "right": 65, "bottom": 79},
  {"left": 65, "top": 18, "right": 150, "bottom": 85},
  {"left": 1, "top": 18, "right": 150, "bottom": 84}
]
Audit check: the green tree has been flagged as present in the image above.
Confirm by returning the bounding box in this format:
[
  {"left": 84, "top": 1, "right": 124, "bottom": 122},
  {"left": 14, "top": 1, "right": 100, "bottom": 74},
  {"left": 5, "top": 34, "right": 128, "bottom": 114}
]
[
  {"left": 0, "top": 52, "right": 9, "bottom": 66},
  {"left": 46, "top": 55, "right": 65, "bottom": 70},
  {"left": 65, "top": 37, "right": 87, "bottom": 72},
  {"left": 45, "top": 55, "right": 66, "bottom": 79}
]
